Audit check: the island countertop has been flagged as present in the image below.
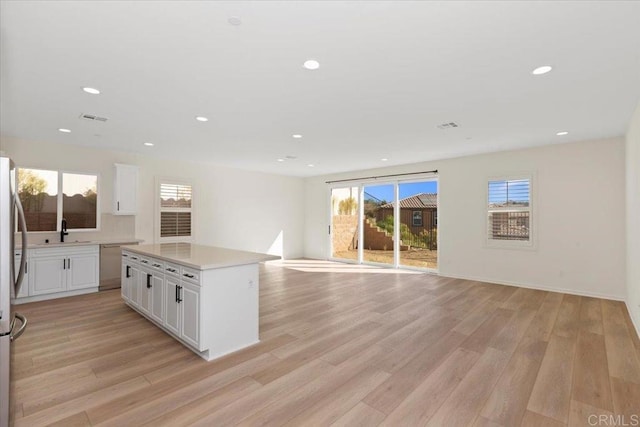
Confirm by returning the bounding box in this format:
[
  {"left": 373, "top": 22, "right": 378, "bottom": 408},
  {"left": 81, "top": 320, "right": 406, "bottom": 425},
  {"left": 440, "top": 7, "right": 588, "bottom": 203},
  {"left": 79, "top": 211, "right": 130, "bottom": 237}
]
[{"left": 121, "top": 242, "right": 280, "bottom": 270}]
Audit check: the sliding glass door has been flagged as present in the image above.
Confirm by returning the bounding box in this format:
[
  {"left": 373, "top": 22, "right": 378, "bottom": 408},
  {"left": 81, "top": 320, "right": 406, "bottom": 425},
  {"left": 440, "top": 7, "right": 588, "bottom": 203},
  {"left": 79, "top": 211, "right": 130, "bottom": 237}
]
[
  {"left": 329, "top": 176, "right": 438, "bottom": 271},
  {"left": 398, "top": 181, "right": 438, "bottom": 269},
  {"left": 362, "top": 184, "right": 395, "bottom": 265},
  {"left": 330, "top": 187, "right": 359, "bottom": 261}
]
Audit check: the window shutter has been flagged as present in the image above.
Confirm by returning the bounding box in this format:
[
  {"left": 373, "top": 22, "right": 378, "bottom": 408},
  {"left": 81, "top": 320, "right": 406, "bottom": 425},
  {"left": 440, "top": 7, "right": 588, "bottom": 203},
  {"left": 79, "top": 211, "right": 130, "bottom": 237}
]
[
  {"left": 159, "top": 182, "right": 192, "bottom": 239},
  {"left": 487, "top": 178, "right": 531, "bottom": 242}
]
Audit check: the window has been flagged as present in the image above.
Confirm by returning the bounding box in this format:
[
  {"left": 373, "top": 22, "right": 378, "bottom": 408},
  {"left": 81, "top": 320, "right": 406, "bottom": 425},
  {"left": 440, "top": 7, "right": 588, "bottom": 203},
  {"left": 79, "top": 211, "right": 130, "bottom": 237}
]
[
  {"left": 17, "top": 168, "right": 99, "bottom": 232},
  {"left": 159, "top": 181, "right": 192, "bottom": 241},
  {"left": 487, "top": 177, "right": 531, "bottom": 246},
  {"left": 412, "top": 210, "right": 423, "bottom": 227}
]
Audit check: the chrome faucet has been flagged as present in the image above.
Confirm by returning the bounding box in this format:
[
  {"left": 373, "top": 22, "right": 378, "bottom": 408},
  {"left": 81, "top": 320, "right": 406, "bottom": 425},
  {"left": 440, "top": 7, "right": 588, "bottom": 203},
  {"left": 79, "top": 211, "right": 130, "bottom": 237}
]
[{"left": 60, "top": 218, "right": 69, "bottom": 242}]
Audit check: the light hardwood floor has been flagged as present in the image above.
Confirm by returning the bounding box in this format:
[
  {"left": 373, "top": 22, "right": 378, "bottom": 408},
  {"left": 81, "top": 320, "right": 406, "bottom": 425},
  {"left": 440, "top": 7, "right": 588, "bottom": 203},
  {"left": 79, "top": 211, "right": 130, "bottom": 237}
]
[{"left": 9, "top": 260, "right": 640, "bottom": 426}]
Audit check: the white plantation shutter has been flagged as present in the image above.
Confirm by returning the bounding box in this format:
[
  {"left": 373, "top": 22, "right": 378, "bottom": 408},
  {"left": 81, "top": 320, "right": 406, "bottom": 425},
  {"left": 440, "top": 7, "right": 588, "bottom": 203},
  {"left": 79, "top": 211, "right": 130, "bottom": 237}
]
[
  {"left": 487, "top": 178, "right": 531, "bottom": 244},
  {"left": 159, "top": 182, "right": 192, "bottom": 240}
]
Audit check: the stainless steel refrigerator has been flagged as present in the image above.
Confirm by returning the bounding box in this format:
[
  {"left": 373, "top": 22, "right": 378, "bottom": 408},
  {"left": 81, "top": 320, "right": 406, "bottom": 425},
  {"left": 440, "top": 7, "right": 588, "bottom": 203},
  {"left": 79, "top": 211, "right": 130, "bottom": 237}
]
[{"left": 0, "top": 156, "right": 28, "bottom": 427}]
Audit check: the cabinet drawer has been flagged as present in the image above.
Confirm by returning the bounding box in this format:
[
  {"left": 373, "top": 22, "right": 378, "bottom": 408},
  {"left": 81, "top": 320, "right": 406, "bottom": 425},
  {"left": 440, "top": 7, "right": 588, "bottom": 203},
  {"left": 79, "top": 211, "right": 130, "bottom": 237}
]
[
  {"left": 181, "top": 267, "right": 200, "bottom": 284},
  {"left": 164, "top": 262, "right": 181, "bottom": 276},
  {"left": 149, "top": 258, "right": 165, "bottom": 271}
]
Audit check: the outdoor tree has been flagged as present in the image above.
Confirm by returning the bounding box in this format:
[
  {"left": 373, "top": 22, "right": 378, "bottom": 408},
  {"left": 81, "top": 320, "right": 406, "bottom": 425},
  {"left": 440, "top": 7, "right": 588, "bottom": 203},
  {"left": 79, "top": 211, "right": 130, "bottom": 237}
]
[
  {"left": 338, "top": 197, "right": 357, "bottom": 215},
  {"left": 18, "top": 170, "right": 47, "bottom": 211}
]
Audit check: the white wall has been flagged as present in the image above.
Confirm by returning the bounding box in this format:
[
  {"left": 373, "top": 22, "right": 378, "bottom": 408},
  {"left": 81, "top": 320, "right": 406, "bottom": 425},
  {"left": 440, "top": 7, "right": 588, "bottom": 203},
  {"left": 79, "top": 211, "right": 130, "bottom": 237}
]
[
  {"left": 1, "top": 137, "right": 305, "bottom": 258},
  {"left": 305, "top": 137, "right": 627, "bottom": 300},
  {"left": 626, "top": 103, "right": 640, "bottom": 335}
]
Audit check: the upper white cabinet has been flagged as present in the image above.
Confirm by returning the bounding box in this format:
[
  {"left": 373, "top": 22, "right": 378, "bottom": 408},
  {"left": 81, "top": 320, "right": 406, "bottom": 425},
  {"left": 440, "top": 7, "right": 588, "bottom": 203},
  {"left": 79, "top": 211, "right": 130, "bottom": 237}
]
[{"left": 113, "top": 163, "right": 138, "bottom": 215}]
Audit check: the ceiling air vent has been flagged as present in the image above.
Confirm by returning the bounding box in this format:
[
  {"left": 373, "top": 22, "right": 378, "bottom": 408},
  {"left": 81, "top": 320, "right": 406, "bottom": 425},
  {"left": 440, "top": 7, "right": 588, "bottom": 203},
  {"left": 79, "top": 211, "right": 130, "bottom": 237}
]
[
  {"left": 437, "top": 122, "right": 459, "bottom": 130},
  {"left": 79, "top": 113, "right": 108, "bottom": 122}
]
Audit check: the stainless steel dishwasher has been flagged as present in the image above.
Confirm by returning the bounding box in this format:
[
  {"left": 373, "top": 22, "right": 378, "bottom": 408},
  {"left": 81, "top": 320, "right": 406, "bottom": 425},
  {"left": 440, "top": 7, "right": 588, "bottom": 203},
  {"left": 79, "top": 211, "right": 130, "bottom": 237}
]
[{"left": 100, "top": 241, "right": 138, "bottom": 291}]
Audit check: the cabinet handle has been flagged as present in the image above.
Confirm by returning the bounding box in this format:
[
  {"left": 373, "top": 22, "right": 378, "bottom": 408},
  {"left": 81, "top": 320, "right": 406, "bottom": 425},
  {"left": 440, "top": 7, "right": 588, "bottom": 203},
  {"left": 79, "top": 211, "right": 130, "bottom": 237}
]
[
  {"left": 63, "top": 259, "right": 66, "bottom": 270},
  {"left": 183, "top": 273, "right": 194, "bottom": 279},
  {"left": 153, "top": 263, "right": 161, "bottom": 268},
  {"left": 175, "top": 285, "right": 179, "bottom": 302},
  {"left": 147, "top": 273, "right": 152, "bottom": 288},
  {"left": 166, "top": 268, "right": 176, "bottom": 273},
  {"left": 117, "top": 201, "right": 120, "bottom": 211},
  {"left": 178, "top": 286, "right": 182, "bottom": 303},
  {"left": 25, "top": 262, "right": 27, "bottom": 274},
  {"left": 141, "top": 260, "right": 148, "bottom": 264},
  {"left": 126, "top": 265, "right": 131, "bottom": 278},
  {"left": 67, "top": 258, "right": 71, "bottom": 269}
]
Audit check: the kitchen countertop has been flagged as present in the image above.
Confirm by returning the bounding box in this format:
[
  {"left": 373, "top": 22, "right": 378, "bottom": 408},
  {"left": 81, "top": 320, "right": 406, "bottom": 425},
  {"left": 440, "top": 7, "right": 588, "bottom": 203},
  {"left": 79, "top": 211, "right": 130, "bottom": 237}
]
[
  {"left": 122, "top": 242, "right": 280, "bottom": 270},
  {"left": 19, "top": 238, "right": 143, "bottom": 250}
]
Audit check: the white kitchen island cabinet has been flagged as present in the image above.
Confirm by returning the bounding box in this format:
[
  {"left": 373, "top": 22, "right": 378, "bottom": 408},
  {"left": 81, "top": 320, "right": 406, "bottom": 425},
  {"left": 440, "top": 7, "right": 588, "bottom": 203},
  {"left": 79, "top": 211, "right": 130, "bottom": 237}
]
[{"left": 121, "top": 243, "right": 279, "bottom": 361}]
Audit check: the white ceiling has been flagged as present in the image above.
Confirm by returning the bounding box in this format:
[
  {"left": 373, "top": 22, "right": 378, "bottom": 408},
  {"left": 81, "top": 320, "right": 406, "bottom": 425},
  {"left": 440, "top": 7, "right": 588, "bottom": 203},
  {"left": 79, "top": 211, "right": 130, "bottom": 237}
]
[{"left": 1, "top": 1, "right": 640, "bottom": 177}]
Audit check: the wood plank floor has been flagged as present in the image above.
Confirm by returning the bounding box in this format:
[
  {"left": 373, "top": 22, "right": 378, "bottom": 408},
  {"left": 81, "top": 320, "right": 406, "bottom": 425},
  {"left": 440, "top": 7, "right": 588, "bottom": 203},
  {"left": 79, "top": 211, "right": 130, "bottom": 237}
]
[{"left": 9, "top": 259, "right": 640, "bottom": 426}]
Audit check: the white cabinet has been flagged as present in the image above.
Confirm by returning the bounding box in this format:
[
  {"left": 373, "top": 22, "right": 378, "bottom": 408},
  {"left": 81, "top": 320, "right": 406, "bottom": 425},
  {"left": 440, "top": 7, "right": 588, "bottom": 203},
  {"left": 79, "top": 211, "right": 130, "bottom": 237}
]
[
  {"left": 29, "top": 246, "right": 99, "bottom": 297},
  {"left": 30, "top": 255, "right": 67, "bottom": 295},
  {"left": 162, "top": 275, "right": 200, "bottom": 348},
  {"left": 67, "top": 252, "right": 99, "bottom": 290},
  {"left": 113, "top": 163, "right": 138, "bottom": 215},
  {"left": 150, "top": 273, "right": 164, "bottom": 324},
  {"left": 180, "top": 282, "right": 200, "bottom": 349},
  {"left": 164, "top": 276, "right": 181, "bottom": 336},
  {"left": 123, "top": 250, "right": 202, "bottom": 351}
]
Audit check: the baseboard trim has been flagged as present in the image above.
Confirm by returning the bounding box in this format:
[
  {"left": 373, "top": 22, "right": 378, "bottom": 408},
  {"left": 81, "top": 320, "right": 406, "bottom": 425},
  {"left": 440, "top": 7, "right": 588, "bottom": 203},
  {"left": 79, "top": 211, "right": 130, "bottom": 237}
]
[
  {"left": 439, "top": 272, "right": 626, "bottom": 302},
  {"left": 625, "top": 301, "right": 640, "bottom": 340}
]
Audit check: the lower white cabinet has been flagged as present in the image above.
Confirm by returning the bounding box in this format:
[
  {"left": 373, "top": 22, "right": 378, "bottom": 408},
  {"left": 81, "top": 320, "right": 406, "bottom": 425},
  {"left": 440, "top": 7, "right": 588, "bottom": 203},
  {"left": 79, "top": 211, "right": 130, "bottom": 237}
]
[
  {"left": 27, "top": 245, "right": 99, "bottom": 298},
  {"left": 163, "top": 275, "right": 201, "bottom": 349},
  {"left": 179, "top": 282, "right": 200, "bottom": 349},
  {"left": 121, "top": 247, "right": 265, "bottom": 362},
  {"left": 123, "top": 250, "right": 202, "bottom": 351}
]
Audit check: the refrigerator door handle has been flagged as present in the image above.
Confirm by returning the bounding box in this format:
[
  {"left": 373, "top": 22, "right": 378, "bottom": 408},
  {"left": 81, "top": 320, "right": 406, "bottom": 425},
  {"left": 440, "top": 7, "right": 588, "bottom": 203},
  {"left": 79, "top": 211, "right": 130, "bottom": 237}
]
[
  {"left": 14, "top": 193, "right": 27, "bottom": 296},
  {"left": 9, "top": 313, "right": 27, "bottom": 342}
]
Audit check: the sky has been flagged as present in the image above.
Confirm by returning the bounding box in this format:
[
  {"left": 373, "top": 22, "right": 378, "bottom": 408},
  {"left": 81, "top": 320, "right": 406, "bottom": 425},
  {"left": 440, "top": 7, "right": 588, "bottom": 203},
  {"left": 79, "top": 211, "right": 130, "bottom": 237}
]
[{"left": 364, "top": 181, "right": 438, "bottom": 203}]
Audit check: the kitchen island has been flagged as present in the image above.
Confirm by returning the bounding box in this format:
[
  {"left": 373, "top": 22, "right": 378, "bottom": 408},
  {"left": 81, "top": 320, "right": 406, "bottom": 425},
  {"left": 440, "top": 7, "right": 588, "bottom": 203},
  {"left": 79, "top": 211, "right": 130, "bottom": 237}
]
[{"left": 121, "top": 243, "right": 279, "bottom": 361}]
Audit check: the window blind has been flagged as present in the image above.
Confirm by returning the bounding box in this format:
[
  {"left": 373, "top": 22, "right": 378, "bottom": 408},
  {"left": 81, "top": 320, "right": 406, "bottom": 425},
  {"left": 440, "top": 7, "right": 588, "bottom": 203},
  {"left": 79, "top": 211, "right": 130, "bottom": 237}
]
[
  {"left": 488, "top": 179, "right": 531, "bottom": 242},
  {"left": 159, "top": 182, "right": 192, "bottom": 239}
]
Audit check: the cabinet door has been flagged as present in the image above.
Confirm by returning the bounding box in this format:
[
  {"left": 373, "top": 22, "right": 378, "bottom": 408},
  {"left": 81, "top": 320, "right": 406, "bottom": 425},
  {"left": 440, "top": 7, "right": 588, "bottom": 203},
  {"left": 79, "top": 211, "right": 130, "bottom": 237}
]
[
  {"left": 30, "top": 256, "right": 66, "bottom": 295},
  {"left": 150, "top": 274, "right": 164, "bottom": 323},
  {"left": 180, "top": 282, "right": 200, "bottom": 349},
  {"left": 164, "top": 277, "right": 181, "bottom": 336},
  {"left": 129, "top": 266, "right": 140, "bottom": 308},
  {"left": 67, "top": 253, "right": 99, "bottom": 290},
  {"left": 114, "top": 164, "right": 138, "bottom": 215},
  {"left": 139, "top": 271, "right": 152, "bottom": 315},
  {"left": 121, "top": 262, "right": 131, "bottom": 301}
]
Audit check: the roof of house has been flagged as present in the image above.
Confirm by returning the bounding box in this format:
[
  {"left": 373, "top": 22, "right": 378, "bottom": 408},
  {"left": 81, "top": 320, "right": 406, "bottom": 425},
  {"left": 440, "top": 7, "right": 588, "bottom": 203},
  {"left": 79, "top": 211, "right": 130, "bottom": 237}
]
[{"left": 380, "top": 193, "right": 437, "bottom": 209}]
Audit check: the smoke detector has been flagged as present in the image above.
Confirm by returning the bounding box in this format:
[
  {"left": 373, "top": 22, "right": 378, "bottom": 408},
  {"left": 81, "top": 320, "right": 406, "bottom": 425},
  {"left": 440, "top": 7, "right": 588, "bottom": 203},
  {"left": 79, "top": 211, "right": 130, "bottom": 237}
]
[
  {"left": 437, "top": 122, "right": 459, "bottom": 130},
  {"left": 79, "top": 113, "right": 108, "bottom": 122}
]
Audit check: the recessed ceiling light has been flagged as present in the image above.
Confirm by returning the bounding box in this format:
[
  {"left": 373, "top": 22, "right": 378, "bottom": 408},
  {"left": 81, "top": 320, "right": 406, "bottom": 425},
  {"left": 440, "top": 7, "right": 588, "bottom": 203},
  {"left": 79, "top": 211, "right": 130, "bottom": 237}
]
[
  {"left": 195, "top": 116, "right": 209, "bottom": 122},
  {"left": 532, "top": 65, "right": 552, "bottom": 75},
  {"left": 228, "top": 16, "right": 242, "bottom": 26},
  {"left": 303, "top": 60, "right": 320, "bottom": 70},
  {"left": 381, "top": 158, "right": 388, "bottom": 162},
  {"left": 58, "top": 128, "right": 71, "bottom": 133},
  {"left": 144, "top": 142, "right": 154, "bottom": 146},
  {"left": 292, "top": 134, "right": 303, "bottom": 139},
  {"left": 556, "top": 131, "right": 569, "bottom": 136},
  {"left": 307, "top": 164, "right": 315, "bottom": 167},
  {"left": 82, "top": 87, "right": 100, "bottom": 95},
  {"left": 277, "top": 158, "right": 285, "bottom": 162}
]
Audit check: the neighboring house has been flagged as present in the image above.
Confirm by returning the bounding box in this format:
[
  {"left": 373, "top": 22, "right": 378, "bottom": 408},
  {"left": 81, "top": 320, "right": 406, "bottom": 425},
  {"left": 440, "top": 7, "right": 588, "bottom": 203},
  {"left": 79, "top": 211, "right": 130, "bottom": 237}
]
[{"left": 376, "top": 193, "right": 438, "bottom": 235}]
